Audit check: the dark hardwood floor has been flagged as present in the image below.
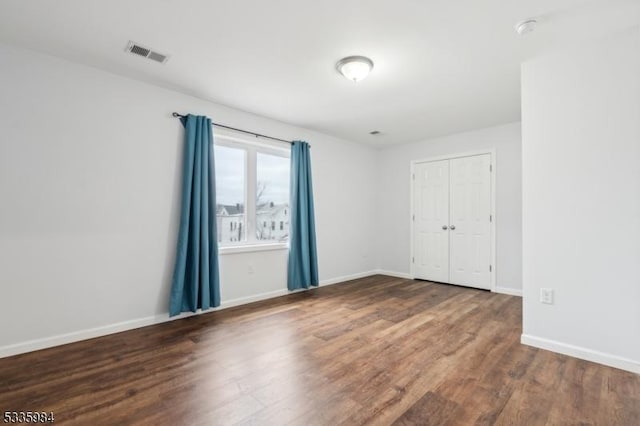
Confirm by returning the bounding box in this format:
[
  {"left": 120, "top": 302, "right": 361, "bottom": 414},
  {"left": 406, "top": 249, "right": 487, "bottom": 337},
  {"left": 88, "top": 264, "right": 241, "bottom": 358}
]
[{"left": 1, "top": 275, "right": 639, "bottom": 425}]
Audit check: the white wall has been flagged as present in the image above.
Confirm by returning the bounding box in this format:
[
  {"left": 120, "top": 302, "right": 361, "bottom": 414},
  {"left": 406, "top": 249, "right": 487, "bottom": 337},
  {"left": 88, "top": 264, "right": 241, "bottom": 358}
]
[
  {"left": 376, "top": 123, "right": 522, "bottom": 293},
  {"left": 521, "top": 27, "right": 640, "bottom": 373},
  {"left": 0, "top": 44, "right": 377, "bottom": 354}
]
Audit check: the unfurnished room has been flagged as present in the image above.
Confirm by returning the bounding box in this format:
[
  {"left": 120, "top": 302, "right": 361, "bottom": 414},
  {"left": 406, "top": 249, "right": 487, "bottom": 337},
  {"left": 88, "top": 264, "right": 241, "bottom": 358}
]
[{"left": 0, "top": 0, "right": 639, "bottom": 425}]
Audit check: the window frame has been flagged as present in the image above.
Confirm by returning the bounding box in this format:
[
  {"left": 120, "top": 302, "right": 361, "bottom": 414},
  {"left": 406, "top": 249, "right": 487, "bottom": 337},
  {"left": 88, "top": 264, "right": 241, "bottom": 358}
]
[{"left": 214, "top": 132, "right": 290, "bottom": 254}]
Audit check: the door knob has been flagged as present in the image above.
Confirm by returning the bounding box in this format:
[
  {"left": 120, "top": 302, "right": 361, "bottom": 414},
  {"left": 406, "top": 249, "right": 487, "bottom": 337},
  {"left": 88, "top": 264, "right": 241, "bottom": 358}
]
[
  {"left": 450, "top": 225, "right": 456, "bottom": 230},
  {"left": 442, "top": 225, "right": 448, "bottom": 230}
]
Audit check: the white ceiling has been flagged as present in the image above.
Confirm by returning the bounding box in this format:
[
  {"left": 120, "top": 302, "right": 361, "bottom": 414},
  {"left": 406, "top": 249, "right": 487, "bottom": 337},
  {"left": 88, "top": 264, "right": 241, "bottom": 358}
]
[{"left": 1, "top": 0, "right": 638, "bottom": 146}]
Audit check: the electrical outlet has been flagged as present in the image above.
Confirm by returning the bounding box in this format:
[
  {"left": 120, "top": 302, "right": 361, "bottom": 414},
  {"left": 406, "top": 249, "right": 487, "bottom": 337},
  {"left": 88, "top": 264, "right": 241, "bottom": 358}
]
[{"left": 540, "top": 288, "right": 554, "bottom": 305}]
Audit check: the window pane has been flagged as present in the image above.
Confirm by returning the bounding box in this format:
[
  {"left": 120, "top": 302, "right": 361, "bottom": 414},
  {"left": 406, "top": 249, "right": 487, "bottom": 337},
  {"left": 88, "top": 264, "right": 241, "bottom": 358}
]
[
  {"left": 256, "top": 153, "right": 289, "bottom": 242},
  {"left": 215, "top": 145, "right": 245, "bottom": 244}
]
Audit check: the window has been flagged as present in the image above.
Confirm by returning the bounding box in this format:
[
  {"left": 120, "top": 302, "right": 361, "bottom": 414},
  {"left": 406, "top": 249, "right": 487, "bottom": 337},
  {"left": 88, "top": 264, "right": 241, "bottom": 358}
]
[
  {"left": 256, "top": 152, "right": 290, "bottom": 242},
  {"left": 214, "top": 134, "right": 289, "bottom": 248},
  {"left": 214, "top": 144, "right": 246, "bottom": 244}
]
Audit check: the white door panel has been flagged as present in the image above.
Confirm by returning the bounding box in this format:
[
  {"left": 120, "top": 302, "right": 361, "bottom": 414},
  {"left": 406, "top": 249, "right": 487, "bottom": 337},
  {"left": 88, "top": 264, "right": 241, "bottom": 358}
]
[
  {"left": 449, "top": 154, "right": 491, "bottom": 289},
  {"left": 413, "top": 160, "right": 449, "bottom": 283}
]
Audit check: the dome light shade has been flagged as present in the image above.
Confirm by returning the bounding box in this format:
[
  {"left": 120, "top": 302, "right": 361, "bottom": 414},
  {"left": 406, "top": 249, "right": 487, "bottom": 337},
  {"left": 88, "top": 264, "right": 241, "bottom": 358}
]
[
  {"left": 515, "top": 19, "right": 537, "bottom": 36},
  {"left": 336, "top": 56, "right": 374, "bottom": 82}
]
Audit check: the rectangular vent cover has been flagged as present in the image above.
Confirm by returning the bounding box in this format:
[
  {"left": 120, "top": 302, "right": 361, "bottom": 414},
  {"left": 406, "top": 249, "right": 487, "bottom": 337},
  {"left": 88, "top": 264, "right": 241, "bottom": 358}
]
[
  {"left": 147, "top": 51, "right": 168, "bottom": 63},
  {"left": 125, "top": 41, "right": 169, "bottom": 64}
]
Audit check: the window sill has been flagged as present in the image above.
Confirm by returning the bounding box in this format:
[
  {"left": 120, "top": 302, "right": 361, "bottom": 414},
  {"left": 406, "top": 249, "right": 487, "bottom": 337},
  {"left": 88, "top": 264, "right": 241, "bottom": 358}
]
[{"left": 219, "top": 243, "right": 288, "bottom": 255}]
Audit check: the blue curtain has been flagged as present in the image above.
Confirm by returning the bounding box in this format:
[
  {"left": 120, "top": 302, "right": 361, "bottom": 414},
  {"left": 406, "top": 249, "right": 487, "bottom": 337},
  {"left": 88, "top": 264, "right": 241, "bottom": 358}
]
[
  {"left": 169, "top": 114, "right": 220, "bottom": 316},
  {"left": 288, "top": 141, "right": 319, "bottom": 290}
]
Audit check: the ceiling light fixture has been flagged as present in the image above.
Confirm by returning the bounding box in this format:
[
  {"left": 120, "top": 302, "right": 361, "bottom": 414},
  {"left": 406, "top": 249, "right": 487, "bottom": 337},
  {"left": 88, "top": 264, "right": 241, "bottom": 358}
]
[
  {"left": 515, "top": 19, "right": 537, "bottom": 36},
  {"left": 336, "top": 56, "right": 374, "bottom": 82}
]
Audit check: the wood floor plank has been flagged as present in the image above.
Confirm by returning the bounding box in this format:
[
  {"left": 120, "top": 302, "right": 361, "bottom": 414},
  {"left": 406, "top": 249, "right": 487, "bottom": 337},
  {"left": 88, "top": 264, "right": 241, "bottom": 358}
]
[{"left": 1, "top": 275, "right": 638, "bottom": 425}]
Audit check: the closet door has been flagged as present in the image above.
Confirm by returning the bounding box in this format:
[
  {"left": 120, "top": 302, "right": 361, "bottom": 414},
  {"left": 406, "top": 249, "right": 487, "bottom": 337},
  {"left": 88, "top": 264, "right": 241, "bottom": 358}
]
[
  {"left": 448, "top": 154, "right": 491, "bottom": 289},
  {"left": 413, "top": 160, "right": 450, "bottom": 283}
]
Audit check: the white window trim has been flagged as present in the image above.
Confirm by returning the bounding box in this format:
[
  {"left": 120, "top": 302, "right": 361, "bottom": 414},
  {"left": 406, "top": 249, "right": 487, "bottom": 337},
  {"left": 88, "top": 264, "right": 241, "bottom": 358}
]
[
  {"left": 219, "top": 242, "right": 288, "bottom": 255},
  {"left": 214, "top": 132, "right": 290, "bottom": 253}
]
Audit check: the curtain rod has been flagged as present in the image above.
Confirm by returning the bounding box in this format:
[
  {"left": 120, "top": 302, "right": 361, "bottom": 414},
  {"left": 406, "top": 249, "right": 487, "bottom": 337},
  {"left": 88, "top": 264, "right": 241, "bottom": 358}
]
[{"left": 172, "top": 112, "right": 295, "bottom": 145}]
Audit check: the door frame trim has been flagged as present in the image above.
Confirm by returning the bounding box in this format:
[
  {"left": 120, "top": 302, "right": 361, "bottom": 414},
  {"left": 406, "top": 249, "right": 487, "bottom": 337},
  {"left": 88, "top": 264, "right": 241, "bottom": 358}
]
[{"left": 409, "top": 149, "right": 497, "bottom": 292}]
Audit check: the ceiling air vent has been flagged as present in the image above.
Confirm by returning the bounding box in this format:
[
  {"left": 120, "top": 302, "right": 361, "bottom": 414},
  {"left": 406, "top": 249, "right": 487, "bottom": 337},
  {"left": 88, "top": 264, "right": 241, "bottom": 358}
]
[
  {"left": 369, "top": 130, "right": 381, "bottom": 135},
  {"left": 125, "top": 41, "right": 169, "bottom": 64}
]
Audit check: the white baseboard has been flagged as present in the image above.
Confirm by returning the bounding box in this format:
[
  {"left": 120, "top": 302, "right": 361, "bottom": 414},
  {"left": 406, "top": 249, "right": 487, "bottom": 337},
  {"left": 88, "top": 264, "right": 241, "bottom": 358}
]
[
  {"left": 521, "top": 334, "right": 640, "bottom": 374},
  {"left": 1, "top": 270, "right": 514, "bottom": 359},
  {"left": 0, "top": 271, "right": 378, "bottom": 359},
  {"left": 319, "top": 270, "right": 378, "bottom": 286},
  {"left": 220, "top": 288, "right": 291, "bottom": 307},
  {"left": 495, "top": 287, "right": 523, "bottom": 297},
  {"left": 374, "top": 269, "right": 413, "bottom": 279},
  {"left": 373, "top": 271, "right": 520, "bottom": 295},
  {"left": 0, "top": 314, "right": 169, "bottom": 359}
]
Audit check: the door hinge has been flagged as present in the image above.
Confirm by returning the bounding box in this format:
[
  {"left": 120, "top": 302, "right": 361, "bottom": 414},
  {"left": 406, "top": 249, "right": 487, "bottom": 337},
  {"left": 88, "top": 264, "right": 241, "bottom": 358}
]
[
  {"left": 412, "top": 257, "right": 415, "bottom": 263},
  {"left": 490, "top": 214, "right": 492, "bottom": 222},
  {"left": 412, "top": 214, "right": 415, "bottom": 221},
  {"left": 412, "top": 173, "right": 415, "bottom": 180},
  {"left": 489, "top": 265, "right": 492, "bottom": 272},
  {"left": 490, "top": 164, "right": 493, "bottom": 172}
]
